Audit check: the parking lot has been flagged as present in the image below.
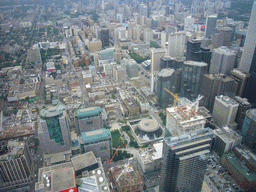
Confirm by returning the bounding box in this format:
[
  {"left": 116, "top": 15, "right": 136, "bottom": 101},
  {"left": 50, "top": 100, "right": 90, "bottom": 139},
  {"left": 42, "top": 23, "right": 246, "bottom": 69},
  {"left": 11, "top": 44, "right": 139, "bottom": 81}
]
[{"left": 206, "top": 155, "right": 245, "bottom": 192}]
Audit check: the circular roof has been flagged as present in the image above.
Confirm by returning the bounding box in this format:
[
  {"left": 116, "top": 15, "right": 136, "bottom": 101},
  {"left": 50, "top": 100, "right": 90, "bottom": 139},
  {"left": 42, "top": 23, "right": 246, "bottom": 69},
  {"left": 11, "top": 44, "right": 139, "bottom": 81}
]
[
  {"left": 138, "top": 119, "right": 159, "bottom": 132},
  {"left": 247, "top": 108, "right": 256, "bottom": 121}
]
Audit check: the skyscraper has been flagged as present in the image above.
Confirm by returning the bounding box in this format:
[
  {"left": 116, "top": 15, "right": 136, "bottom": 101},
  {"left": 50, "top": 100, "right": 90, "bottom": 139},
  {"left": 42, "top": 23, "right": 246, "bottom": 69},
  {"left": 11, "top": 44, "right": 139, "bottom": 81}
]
[
  {"left": 238, "top": 1, "right": 256, "bottom": 73},
  {"left": 181, "top": 61, "right": 208, "bottom": 101},
  {"left": 160, "top": 128, "right": 214, "bottom": 192},
  {"left": 205, "top": 15, "right": 217, "bottom": 38},
  {"left": 209, "top": 46, "right": 237, "bottom": 75},
  {"left": 168, "top": 31, "right": 186, "bottom": 58},
  {"left": 74, "top": 107, "right": 103, "bottom": 135},
  {"left": 99, "top": 28, "right": 109, "bottom": 48},
  {"left": 150, "top": 48, "right": 166, "bottom": 92},
  {"left": 200, "top": 74, "right": 237, "bottom": 112},
  {"left": 38, "top": 102, "right": 71, "bottom": 155},
  {"left": 240, "top": 108, "right": 256, "bottom": 151},
  {"left": 212, "top": 95, "right": 239, "bottom": 129},
  {"left": 156, "top": 68, "right": 175, "bottom": 108},
  {"left": 186, "top": 40, "right": 203, "bottom": 61}
]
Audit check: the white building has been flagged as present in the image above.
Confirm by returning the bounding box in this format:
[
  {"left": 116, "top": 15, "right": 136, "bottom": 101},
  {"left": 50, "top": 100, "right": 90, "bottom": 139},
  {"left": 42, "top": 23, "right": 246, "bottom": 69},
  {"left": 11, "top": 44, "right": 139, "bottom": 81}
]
[
  {"left": 137, "top": 142, "right": 163, "bottom": 173},
  {"left": 168, "top": 31, "right": 186, "bottom": 58},
  {"left": 161, "top": 31, "right": 167, "bottom": 48},
  {"left": 213, "top": 127, "right": 242, "bottom": 156},
  {"left": 150, "top": 48, "right": 166, "bottom": 92},
  {"left": 212, "top": 95, "right": 239, "bottom": 129},
  {"left": 209, "top": 46, "right": 237, "bottom": 75},
  {"left": 166, "top": 104, "right": 206, "bottom": 136},
  {"left": 144, "top": 28, "right": 153, "bottom": 41},
  {"left": 184, "top": 16, "right": 195, "bottom": 32}
]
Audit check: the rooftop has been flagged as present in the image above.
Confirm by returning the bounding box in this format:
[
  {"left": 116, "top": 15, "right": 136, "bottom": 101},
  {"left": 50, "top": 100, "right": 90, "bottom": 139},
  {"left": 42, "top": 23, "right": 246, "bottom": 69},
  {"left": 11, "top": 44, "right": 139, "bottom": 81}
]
[
  {"left": 159, "top": 68, "right": 175, "bottom": 77},
  {"left": 138, "top": 119, "right": 159, "bottom": 133},
  {"left": 71, "top": 152, "right": 98, "bottom": 172},
  {"left": 81, "top": 128, "right": 111, "bottom": 144},
  {"left": 246, "top": 108, "right": 256, "bottom": 121},
  {"left": 183, "top": 60, "right": 208, "bottom": 67},
  {"left": 224, "top": 152, "right": 256, "bottom": 182},
  {"left": 39, "top": 102, "right": 66, "bottom": 118},
  {"left": 76, "top": 107, "right": 102, "bottom": 118},
  {"left": 138, "top": 142, "right": 163, "bottom": 164},
  {"left": 51, "top": 167, "right": 76, "bottom": 192},
  {"left": 216, "top": 95, "right": 238, "bottom": 106}
]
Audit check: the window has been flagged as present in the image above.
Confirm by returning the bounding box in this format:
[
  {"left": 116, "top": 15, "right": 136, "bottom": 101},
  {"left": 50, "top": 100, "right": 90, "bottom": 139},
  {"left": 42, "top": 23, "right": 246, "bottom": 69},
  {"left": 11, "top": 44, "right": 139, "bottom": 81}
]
[
  {"left": 87, "top": 121, "right": 93, "bottom": 125},
  {"left": 100, "top": 146, "right": 107, "bottom": 151}
]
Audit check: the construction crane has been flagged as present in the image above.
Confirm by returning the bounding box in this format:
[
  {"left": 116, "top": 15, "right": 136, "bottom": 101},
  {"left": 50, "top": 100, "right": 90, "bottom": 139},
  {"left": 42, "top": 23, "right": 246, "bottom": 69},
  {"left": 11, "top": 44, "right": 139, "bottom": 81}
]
[
  {"left": 164, "top": 88, "right": 181, "bottom": 107},
  {"left": 189, "top": 94, "right": 204, "bottom": 112},
  {"left": 106, "top": 143, "right": 126, "bottom": 169}
]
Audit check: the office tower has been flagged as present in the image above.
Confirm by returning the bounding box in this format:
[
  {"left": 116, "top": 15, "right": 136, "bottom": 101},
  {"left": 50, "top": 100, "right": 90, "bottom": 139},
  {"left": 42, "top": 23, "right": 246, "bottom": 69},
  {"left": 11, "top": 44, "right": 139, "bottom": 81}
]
[
  {"left": 140, "top": 3, "right": 148, "bottom": 17},
  {"left": 186, "top": 40, "right": 203, "bottom": 61},
  {"left": 212, "top": 32, "right": 225, "bottom": 48},
  {"left": 233, "top": 96, "right": 251, "bottom": 130},
  {"left": 168, "top": 31, "right": 186, "bottom": 58},
  {"left": 151, "top": 48, "right": 166, "bottom": 92},
  {"left": 74, "top": 107, "right": 103, "bottom": 135},
  {"left": 205, "top": 15, "right": 217, "bottom": 38},
  {"left": 99, "top": 28, "right": 109, "bottom": 48},
  {"left": 166, "top": 104, "right": 206, "bottom": 136},
  {"left": 113, "top": 65, "right": 127, "bottom": 82},
  {"left": 213, "top": 127, "right": 242, "bottom": 157},
  {"left": 212, "top": 95, "right": 239, "bottom": 129},
  {"left": 160, "top": 56, "right": 183, "bottom": 70},
  {"left": 239, "top": 1, "right": 256, "bottom": 73},
  {"left": 240, "top": 108, "right": 256, "bottom": 151},
  {"left": 230, "top": 69, "right": 250, "bottom": 97},
  {"left": 79, "top": 128, "right": 112, "bottom": 161},
  {"left": 181, "top": 61, "right": 207, "bottom": 101},
  {"left": 200, "top": 74, "right": 237, "bottom": 112},
  {"left": 144, "top": 28, "right": 153, "bottom": 41},
  {"left": 209, "top": 46, "right": 237, "bottom": 75},
  {"left": 38, "top": 103, "right": 71, "bottom": 155},
  {"left": 161, "top": 31, "right": 167, "bottom": 48},
  {"left": 244, "top": 71, "right": 256, "bottom": 104},
  {"left": 160, "top": 128, "right": 214, "bottom": 192},
  {"left": 200, "top": 47, "right": 212, "bottom": 69},
  {"left": 156, "top": 68, "right": 175, "bottom": 108},
  {"left": 184, "top": 16, "right": 195, "bottom": 32},
  {"left": 220, "top": 27, "right": 234, "bottom": 46}
]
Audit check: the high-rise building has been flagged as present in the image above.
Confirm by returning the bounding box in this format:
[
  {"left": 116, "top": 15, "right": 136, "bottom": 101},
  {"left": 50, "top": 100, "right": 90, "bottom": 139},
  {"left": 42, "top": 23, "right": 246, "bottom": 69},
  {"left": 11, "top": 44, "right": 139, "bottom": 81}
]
[
  {"left": 238, "top": 1, "right": 256, "bottom": 73},
  {"left": 79, "top": 128, "right": 112, "bottom": 161},
  {"left": 38, "top": 103, "right": 72, "bottom": 164},
  {"left": 240, "top": 108, "right": 256, "bottom": 151},
  {"left": 144, "top": 28, "right": 153, "bottom": 41},
  {"left": 113, "top": 65, "right": 127, "bottom": 82},
  {"left": 233, "top": 96, "right": 251, "bottom": 130},
  {"left": 212, "top": 95, "right": 239, "bottom": 129},
  {"left": 200, "top": 74, "right": 237, "bottom": 112},
  {"left": 160, "top": 56, "right": 183, "bottom": 70},
  {"left": 99, "top": 28, "right": 109, "bottom": 48},
  {"left": 181, "top": 61, "right": 208, "bottom": 101},
  {"left": 213, "top": 127, "right": 242, "bottom": 157},
  {"left": 220, "top": 27, "right": 234, "bottom": 46},
  {"left": 205, "top": 15, "right": 217, "bottom": 38},
  {"left": 209, "top": 46, "right": 237, "bottom": 75},
  {"left": 186, "top": 40, "right": 203, "bottom": 61},
  {"left": 151, "top": 48, "right": 166, "bottom": 92},
  {"left": 244, "top": 71, "right": 256, "bottom": 104},
  {"left": 166, "top": 104, "right": 206, "bottom": 136},
  {"left": 160, "top": 128, "right": 214, "bottom": 192},
  {"left": 200, "top": 47, "right": 212, "bottom": 69},
  {"left": 229, "top": 68, "right": 250, "bottom": 97},
  {"left": 156, "top": 68, "right": 175, "bottom": 108},
  {"left": 168, "top": 31, "right": 186, "bottom": 58},
  {"left": 74, "top": 107, "right": 103, "bottom": 135},
  {"left": 184, "top": 16, "right": 195, "bottom": 32}
]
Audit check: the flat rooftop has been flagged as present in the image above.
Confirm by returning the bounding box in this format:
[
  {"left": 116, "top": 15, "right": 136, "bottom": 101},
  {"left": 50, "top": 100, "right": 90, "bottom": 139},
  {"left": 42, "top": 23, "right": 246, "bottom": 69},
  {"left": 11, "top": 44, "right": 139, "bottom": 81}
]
[
  {"left": 51, "top": 167, "right": 76, "bottom": 192},
  {"left": 76, "top": 107, "right": 101, "bottom": 118},
  {"left": 81, "top": 128, "right": 111, "bottom": 144},
  {"left": 71, "top": 151, "right": 98, "bottom": 171}
]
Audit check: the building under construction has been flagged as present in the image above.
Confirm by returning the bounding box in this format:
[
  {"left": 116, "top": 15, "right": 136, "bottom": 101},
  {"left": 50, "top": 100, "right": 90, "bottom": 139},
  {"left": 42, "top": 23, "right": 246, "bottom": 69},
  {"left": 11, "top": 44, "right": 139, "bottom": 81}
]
[
  {"left": 111, "top": 162, "right": 144, "bottom": 192},
  {"left": 166, "top": 104, "right": 206, "bottom": 136}
]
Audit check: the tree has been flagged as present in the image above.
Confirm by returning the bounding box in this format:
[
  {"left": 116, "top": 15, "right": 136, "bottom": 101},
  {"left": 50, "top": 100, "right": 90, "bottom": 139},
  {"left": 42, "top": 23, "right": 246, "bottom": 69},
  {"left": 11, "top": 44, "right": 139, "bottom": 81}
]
[
  {"left": 25, "top": 96, "right": 30, "bottom": 101},
  {"left": 112, "top": 93, "right": 115, "bottom": 99}
]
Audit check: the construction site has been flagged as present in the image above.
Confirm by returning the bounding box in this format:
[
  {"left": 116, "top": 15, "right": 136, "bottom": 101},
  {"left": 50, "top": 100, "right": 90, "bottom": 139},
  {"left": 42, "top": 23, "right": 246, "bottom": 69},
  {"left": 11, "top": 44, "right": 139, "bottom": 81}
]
[{"left": 110, "top": 160, "right": 145, "bottom": 192}]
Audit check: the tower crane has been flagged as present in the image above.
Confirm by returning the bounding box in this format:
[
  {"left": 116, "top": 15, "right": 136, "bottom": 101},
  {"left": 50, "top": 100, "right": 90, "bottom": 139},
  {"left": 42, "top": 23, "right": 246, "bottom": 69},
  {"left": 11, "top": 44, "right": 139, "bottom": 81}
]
[
  {"left": 164, "top": 88, "right": 181, "bottom": 107},
  {"left": 106, "top": 143, "right": 126, "bottom": 170}
]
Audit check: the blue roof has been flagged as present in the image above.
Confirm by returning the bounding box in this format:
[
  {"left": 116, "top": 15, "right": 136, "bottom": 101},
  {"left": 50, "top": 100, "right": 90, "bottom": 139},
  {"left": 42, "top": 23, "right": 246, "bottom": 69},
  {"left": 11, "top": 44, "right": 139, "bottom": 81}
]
[
  {"left": 81, "top": 128, "right": 111, "bottom": 143},
  {"left": 76, "top": 107, "right": 101, "bottom": 118}
]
